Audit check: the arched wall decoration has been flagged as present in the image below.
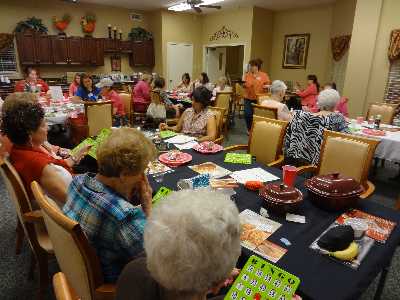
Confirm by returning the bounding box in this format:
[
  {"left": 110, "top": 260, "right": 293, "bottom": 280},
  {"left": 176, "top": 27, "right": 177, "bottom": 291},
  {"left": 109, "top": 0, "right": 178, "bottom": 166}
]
[{"left": 209, "top": 26, "right": 239, "bottom": 41}]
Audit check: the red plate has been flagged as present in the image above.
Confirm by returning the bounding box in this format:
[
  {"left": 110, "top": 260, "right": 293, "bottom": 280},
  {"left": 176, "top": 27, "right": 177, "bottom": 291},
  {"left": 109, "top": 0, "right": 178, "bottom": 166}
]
[
  {"left": 159, "top": 152, "right": 192, "bottom": 167},
  {"left": 193, "top": 142, "right": 224, "bottom": 154},
  {"left": 362, "top": 128, "right": 386, "bottom": 136}
]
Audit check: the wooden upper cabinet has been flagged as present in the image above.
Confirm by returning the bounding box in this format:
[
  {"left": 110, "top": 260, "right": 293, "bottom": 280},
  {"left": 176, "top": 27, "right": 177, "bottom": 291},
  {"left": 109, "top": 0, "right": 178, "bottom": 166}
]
[
  {"left": 104, "top": 39, "right": 118, "bottom": 53},
  {"left": 16, "top": 33, "right": 36, "bottom": 65},
  {"left": 51, "top": 37, "right": 69, "bottom": 65},
  {"left": 131, "top": 40, "right": 154, "bottom": 67},
  {"left": 68, "top": 37, "right": 83, "bottom": 65},
  {"left": 95, "top": 38, "right": 104, "bottom": 66},
  {"left": 35, "top": 35, "right": 52, "bottom": 65},
  {"left": 81, "top": 37, "right": 96, "bottom": 65}
]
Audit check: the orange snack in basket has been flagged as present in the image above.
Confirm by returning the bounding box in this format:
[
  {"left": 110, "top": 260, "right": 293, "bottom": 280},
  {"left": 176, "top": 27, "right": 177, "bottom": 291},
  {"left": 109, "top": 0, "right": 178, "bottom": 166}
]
[{"left": 245, "top": 181, "right": 264, "bottom": 191}]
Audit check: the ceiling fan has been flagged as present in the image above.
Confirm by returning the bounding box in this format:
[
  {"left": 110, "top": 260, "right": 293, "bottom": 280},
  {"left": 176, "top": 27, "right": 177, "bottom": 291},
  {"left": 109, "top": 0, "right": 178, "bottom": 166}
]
[{"left": 187, "top": 0, "right": 222, "bottom": 13}]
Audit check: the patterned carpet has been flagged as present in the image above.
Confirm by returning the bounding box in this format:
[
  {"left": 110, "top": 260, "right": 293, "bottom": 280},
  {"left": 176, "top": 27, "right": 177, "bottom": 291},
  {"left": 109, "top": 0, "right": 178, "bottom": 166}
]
[{"left": 0, "top": 118, "right": 399, "bottom": 299}]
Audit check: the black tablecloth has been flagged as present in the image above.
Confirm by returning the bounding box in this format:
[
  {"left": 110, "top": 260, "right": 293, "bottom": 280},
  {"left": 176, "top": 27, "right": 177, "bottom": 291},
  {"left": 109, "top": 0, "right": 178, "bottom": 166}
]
[{"left": 148, "top": 149, "right": 400, "bottom": 300}]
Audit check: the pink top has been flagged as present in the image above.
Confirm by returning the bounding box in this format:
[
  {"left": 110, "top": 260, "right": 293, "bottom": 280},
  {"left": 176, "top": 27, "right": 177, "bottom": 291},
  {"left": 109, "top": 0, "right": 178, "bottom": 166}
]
[
  {"left": 133, "top": 80, "right": 151, "bottom": 105},
  {"left": 297, "top": 83, "right": 318, "bottom": 109},
  {"left": 103, "top": 90, "right": 125, "bottom": 116},
  {"left": 335, "top": 96, "right": 349, "bottom": 117},
  {"left": 69, "top": 82, "right": 79, "bottom": 97}
]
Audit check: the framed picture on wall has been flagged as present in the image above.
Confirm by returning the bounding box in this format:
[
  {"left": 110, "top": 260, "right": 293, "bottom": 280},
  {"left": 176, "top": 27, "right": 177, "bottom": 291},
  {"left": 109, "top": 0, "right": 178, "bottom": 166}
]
[
  {"left": 282, "top": 33, "right": 310, "bottom": 69},
  {"left": 111, "top": 55, "right": 121, "bottom": 72}
]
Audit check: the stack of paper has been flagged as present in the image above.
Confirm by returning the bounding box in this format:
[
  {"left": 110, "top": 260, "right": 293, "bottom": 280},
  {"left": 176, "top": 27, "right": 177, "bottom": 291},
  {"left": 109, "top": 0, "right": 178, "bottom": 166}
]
[
  {"left": 230, "top": 167, "right": 279, "bottom": 184},
  {"left": 165, "top": 135, "right": 196, "bottom": 144}
]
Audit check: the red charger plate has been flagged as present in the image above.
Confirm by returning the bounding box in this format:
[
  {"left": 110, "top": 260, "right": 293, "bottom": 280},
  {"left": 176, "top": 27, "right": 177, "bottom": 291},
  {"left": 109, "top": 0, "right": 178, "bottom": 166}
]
[
  {"left": 159, "top": 152, "right": 192, "bottom": 167},
  {"left": 193, "top": 142, "right": 223, "bottom": 154}
]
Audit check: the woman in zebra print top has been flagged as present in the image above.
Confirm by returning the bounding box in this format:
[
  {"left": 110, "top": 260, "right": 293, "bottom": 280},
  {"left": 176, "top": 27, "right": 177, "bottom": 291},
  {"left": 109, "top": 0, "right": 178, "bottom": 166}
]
[{"left": 284, "top": 89, "right": 349, "bottom": 166}]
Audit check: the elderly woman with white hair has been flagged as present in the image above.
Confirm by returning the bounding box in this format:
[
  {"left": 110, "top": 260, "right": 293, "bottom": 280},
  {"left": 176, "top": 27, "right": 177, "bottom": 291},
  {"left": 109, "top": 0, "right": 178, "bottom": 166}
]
[
  {"left": 284, "top": 88, "right": 349, "bottom": 166},
  {"left": 116, "top": 189, "right": 241, "bottom": 300},
  {"left": 261, "top": 80, "right": 292, "bottom": 121}
]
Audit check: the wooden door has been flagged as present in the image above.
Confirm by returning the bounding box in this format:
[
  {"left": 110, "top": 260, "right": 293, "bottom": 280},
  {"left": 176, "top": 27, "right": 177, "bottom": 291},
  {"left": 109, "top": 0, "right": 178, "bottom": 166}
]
[
  {"left": 51, "top": 37, "right": 69, "bottom": 65},
  {"left": 35, "top": 35, "right": 53, "bottom": 65},
  {"left": 16, "top": 33, "right": 36, "bottom": 65},
  {"left": 67, "top": 37, "right": 83, "bottom": 65}
]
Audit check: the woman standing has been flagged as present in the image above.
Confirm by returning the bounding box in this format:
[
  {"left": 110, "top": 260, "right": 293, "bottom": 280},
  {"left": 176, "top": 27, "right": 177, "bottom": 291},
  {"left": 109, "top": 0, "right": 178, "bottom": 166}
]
[
  {"left": 133, "top": 74, "right": 152, "bottom": 113},
  {"left": 15, "top": 67, "right": 49, "bottom": 94},
  {"left": 73, "top": 73, "right": 101, "bottom": 102},
  {"left": 243, "top": 59, "right": 271, "bottom": 131},
  {"left": 295, "top": 74, "right": 319, "bottom": 111},
  {"left": 68, "top": 73, "right": 81, "bottom": 97}
]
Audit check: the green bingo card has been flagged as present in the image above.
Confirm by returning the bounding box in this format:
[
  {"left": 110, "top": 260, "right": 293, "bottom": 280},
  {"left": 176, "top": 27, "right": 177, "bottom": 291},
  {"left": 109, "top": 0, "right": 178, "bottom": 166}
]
[{"left": 225, "top": 255, "right": 300, "bottom": 300}]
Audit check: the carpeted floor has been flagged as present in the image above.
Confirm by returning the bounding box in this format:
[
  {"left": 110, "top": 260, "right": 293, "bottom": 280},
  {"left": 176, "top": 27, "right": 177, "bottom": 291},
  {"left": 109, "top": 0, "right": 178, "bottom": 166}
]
[{"left": 0, "top": 117, "right": 399, "bottom": 299}]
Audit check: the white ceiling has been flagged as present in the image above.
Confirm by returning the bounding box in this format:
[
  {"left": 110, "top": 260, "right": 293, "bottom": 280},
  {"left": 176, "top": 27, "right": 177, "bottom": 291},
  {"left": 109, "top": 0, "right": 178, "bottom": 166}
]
[{"left": 78, "top": 0, "right": 336, "bottom": 12}]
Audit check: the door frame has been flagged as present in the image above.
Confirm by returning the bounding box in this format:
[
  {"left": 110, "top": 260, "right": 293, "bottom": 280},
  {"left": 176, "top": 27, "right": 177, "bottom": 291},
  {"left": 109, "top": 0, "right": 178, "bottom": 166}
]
[
  {"left": 203, "top": 42, "right": 247, "bottom": 79},
  {"left": 166, "top": 42, "right": 194, "bottom": 90}
]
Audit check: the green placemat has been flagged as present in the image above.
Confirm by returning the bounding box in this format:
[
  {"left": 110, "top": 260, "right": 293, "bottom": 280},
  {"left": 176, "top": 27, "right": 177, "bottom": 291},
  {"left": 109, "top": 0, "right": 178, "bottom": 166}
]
[
  {"left": 71, "top": 128, "right": 112, "bottom": 160},
  {"left": 71, "top": 138, "right": 97, "bottom": 158},
  {"left": 152, "top": 186, "right": 173, "bottom": 205},
  {"left": 224, "top": 153, "right": 252, "bottom": 164},
  {"left": 160, "top": 130, "right": 177, "bottom": 139},
  {"left": 225, "top": 255, "right": 300, "bottom": 300}
]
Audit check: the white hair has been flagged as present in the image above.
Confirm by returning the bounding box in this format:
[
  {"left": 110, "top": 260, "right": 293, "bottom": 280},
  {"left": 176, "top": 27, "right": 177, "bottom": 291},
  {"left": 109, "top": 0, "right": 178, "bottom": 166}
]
[
  {"left": 317, "top": 88, "right": 340, "bottom": 111},
  {"left": 144, "top": 189, "right": 241, "bottom": 294},
  {"left": 270, "top": 80, "right": 287, "bottom": 95}
]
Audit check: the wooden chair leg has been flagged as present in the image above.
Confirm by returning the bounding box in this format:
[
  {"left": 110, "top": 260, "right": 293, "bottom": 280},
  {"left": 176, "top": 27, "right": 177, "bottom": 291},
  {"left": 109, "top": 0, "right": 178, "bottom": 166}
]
[{"left": 16, "top": 219, "right": 24, "bottom": 255}]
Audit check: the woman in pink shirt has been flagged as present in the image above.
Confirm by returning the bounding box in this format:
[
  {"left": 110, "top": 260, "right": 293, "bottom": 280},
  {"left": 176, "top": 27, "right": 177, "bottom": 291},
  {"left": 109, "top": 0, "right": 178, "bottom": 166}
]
[
  {"left": 68, "top": 73, "right": 81, "bottom": 97},
  {"left": 295, "top": 74, "right": 319, "bottom": 111},
  {"left": 133, "top": 74, "right": 152, "bottom": 113},
  {"left": 97, "top": 78, "right": 127, "bottom": 126},
  {"left": 324, "top": 82, "right": 349, "bottom": 117}
]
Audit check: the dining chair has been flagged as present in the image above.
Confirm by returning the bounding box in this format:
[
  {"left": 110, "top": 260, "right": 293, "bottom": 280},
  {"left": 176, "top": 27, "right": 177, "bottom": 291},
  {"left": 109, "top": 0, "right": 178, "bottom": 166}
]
[
  {"left": 215, "top": 92, "right": 234, "bottom": 137},
  {"left": 208, "top": 106, "right": 226, "bottom": 145},
  {"left": 84, "top": 101, "right": 113, "bottom": 137},
  {"left": 0, "top": 158, "right": 54, "bottom": 299},
  {"left": 31, "top": 181, "right": 116, "bottom": 300},
  {"left": 297, "top": 130, "right": 380, "bottom": 199},
  {"left": 225, "top": 116, "right": 289, "bottom": 167},
  {"left": 256, "top": 93, "right": 270, "bottom": 105},
  {"left": 366, "top": 102, "right": 398, "bottom": 124},
  {"left": 234, "top": 83, "right": 244, "bottom": 118},
  {"left": 118, "top": 92, "right": 132, "bottom": 126},
  {"left": 252, "top": 103, "right": 278, "bottom": 119}
]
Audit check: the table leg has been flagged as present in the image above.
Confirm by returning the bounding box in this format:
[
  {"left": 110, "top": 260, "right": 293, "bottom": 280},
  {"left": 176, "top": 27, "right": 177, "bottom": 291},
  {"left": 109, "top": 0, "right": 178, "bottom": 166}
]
[{"left": 373, "top": 263, "right": 391, "bottom": 300}]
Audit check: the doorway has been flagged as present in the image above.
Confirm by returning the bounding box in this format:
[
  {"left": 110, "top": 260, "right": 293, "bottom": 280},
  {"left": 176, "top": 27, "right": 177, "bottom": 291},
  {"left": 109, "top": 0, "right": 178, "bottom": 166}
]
[
  {"left": 205, "top": 45, "right": 244, "bottom": 83},
  {"left": 167, "top": 42, "right": 194, "bottom": 90}
]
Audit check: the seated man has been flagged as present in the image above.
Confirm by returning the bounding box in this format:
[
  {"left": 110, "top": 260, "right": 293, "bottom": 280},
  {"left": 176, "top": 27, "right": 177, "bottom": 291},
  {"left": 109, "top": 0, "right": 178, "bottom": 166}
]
[
  {"left": 116, "top": 189, "right": 242, "bottom": 300},
  {"left": 63, "top": 128, "right": 157, "bottom": 282},
  {"left": 261, "top": 80, "right": 292, "bottom": 121}
]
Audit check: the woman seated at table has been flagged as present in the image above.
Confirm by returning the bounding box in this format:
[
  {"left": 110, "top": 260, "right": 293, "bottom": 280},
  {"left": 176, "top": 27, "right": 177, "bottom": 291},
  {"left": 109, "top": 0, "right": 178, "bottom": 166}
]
[
  {"left": 149, "top": 77, "right": 181, "bottom": 119},
  {"left": 2, "top": 93, "right": 89, "bottom": 204},
  {"left": 14, "top": 67, "right": 49, "bottom": 94},
  {"left": 324, "top": 82, "right": 349, "bottom": 117},
  {"left": 212, "top": 76, "right": 232, "bottom": 97},
  {"left": 284, "top": 88, "right": 349, "bottom": 166},
  {"left": 261, "top": 80, "right": 292, "bottom": 121},
  {"left": 73, "top": 73, "right": 101, "bottom": 102},
  {"left": 116, "top": 189, "right": 241, "bottom": 300},
  {"left": 175, "top": 73, "right": 192, "bottom": 93},
  {"left": 159, "top": 86, "right": 217, "bottom": 142},
  {"left": 63, "top": 128, "right": 156, "bottom": 283},
  {"left": 97, "top": 78, "right": 127, "bottom": 127},
  {"left": 68, "top": 73, "right": 81, "bottom": 97},
  {"left": 294, "top": 74, "right": 319, "bottom": 112},
  {"left": 194, "top": 72, "right": 214, "bottom": 92},
  {"left": 133, "top": 73, "right": 152, "bottom": 113}
]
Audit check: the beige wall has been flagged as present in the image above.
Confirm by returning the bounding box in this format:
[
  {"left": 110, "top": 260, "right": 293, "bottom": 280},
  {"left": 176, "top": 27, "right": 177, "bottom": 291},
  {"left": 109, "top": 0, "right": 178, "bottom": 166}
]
[
  {"left": 269, "top": 5, "right": 333, "bottom": 86},
  {"left": 147, "top": 10, "right": 163, "bottom": 75},
  {"left": 342, "top": 0, "right": 384, "bottom": 117},
  {"left": 365, "top": 0, "right": 400, "bottom": 107},
  {"left": 330, "top": 0, "right": 357, "bottom": 37},
  {"left": 251, "top": 7, "right": 274, "bottom": 72},
  {"left": 0, "top": 0, "right": 152, "bottom": 77}
]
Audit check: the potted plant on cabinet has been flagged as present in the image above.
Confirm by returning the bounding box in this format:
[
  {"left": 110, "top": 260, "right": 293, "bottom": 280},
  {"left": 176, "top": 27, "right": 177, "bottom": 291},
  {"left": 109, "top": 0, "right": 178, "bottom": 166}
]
[
  {"left": 81, "top": 13, "right": 96, "bottom": 37},
  {"left": 14, "top": 17, "right": 48, "bottom": 34},
  {"left": 53, "top": 14, "right": 71, "bottom": 36},
  {"left": 128, "top": 27, "right": 153, "bottom": 41}
]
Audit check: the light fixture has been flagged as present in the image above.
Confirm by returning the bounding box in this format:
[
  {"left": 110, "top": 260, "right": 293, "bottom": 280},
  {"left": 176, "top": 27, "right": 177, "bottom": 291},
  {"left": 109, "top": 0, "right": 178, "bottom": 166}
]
[{"left": 168, "top": 0, "right": 224, "bottom": 12}]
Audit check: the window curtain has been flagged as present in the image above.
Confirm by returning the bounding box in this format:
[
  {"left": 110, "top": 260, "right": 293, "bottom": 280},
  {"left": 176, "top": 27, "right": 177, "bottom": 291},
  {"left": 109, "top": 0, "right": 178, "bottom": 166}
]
[
  {"left": 0, "top": 33, "right": 14, "bottom": 53},
  {"left": 388, "top": 29, "right": 400, "bottom": 61},
  {"left": 331, "top": 35, "right": 351, "bottom": 62}
]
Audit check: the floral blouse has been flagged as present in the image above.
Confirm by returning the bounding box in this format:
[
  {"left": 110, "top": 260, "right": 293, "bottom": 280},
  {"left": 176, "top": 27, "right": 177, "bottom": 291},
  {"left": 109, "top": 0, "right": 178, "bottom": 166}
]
[
  {"left": 284, "top": 111, "right": 349, "bottom": 165},
  {"left": 181, "top": 108, "right": 214, "bottom": 137}
]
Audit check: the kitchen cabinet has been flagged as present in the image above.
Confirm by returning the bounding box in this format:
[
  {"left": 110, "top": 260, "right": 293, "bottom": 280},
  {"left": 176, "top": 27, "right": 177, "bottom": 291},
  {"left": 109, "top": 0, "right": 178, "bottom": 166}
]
[
  {"left": 130, "top": 40, "right": 154, "bottom": 67},
  {"left": 35, "top": 35, "right": 53, "bottom": 65},
  {"left": 68, "top": 37, "right": 83, "bottom": 64},
  {"left": 51, "top": 37, "right": 69, "bottom": 65},
  {"left": 16, "top": 33, "right": 37, "bottom": 65}
]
